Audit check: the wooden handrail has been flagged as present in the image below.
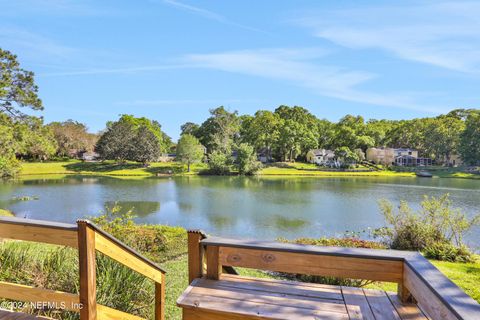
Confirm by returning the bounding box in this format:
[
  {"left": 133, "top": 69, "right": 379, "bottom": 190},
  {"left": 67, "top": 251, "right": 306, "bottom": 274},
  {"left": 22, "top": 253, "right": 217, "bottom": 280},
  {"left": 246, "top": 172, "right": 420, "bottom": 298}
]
[
  {"left": 0, "top": 217, "right": 166, "bottom": 320},
  {"left": 197, "top": 234, "right": 480, "bottom": 320},
  {"left": 82, "top": 219, "right": 166, "bottom": 276}
]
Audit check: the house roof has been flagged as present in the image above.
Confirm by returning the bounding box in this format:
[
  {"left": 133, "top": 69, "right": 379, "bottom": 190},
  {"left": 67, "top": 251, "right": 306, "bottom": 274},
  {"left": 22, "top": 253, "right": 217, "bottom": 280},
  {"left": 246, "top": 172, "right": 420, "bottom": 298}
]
[{"left": 310, "top": 149, "right": 335, "bottom": 156}]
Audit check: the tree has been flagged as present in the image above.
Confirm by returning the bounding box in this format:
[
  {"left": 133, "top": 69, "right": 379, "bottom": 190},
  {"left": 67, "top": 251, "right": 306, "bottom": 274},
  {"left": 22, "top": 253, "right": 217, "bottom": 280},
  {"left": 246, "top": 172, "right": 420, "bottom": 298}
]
[
  {"left": 236, "top": 143, "right": 262, "bottom": 175},
  {"left": 48, "top": 120, "right": 97, "bottom": 157},
  {"left": 335, "top": 146, "right": 359, "bottom": 167},
  {"left": 13, "top": 116, "right": 57, "bottom": 160},
  {"left": 96, "top": 115, "right": 168, "bottom": 164},
  {"left": 1, "top": 48, "right": 42, "bottom": 118},
  {"left": 274, "top": 106, "right": 318, "bottom": 161},
  {"left": 241, "top": 110, "right": 280, "bottom": 161},
  {"left": 459, "top": 111, "right": 480, "bottom": 165},
  {"left": 177, "top": 134, "right": 204, "bottom": 172},
  {"left": 424, "top": 116, "right": 464, "bottom": 164},
  {"left": 180, "top": 122, "right": 200, "bottom": 137},
  {"left": 197, "top": 106, "right": 239, "bottom": 154}
]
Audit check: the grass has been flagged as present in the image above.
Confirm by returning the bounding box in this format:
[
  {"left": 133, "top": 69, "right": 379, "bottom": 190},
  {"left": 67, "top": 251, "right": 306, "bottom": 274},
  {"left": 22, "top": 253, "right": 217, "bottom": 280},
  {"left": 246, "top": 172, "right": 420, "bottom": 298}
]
[
  {"left": 0, "top": 209, "right": 14, "bottom": 216},
  {"left": 19, "top": 160, "right": 480, "bottom": 179},
  {"left": 261, "top": 165, "right": 415, "bottom": 177},
  {"left": 20, "top": 160, "right": 207, "bottom": 177}
]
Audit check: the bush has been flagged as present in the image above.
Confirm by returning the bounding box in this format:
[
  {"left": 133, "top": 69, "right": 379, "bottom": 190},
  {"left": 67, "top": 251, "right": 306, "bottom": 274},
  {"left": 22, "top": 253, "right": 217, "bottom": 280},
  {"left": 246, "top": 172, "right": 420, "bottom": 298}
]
[
  {"left": 423, "top": 243, "right": 474, "bottom": 263},
  {"left": 91, "top": 203, "right": 187, "bottom": 262},
  {"left": 236, "top": 143, "right": 262, "bottom": 175},
  {"left": 0, "top": 155, "right": 20, "bottom": 178},
  {"left": 376, "top": 194, "right": 479, "bottom": 261},
  {"left": 207, "top": 150, "right": 231, "bottom": 175}
]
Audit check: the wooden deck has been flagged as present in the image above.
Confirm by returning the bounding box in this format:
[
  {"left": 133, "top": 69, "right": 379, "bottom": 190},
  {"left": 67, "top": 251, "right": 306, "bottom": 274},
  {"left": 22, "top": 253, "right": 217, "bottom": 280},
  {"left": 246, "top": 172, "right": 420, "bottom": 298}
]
[
  {"left": 0, "top": 309, "right": 51, "bottom": 319},
  {"left": 178, "top": 274, "right": 427, "bottom": 320}
]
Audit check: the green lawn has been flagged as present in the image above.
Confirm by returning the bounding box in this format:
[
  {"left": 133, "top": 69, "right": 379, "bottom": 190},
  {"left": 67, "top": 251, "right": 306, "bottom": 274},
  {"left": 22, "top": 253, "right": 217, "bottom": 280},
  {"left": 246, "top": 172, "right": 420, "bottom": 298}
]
[
  {"left": 0, "top": 209, "right": 14, "bottom": 217},
  {"left": 20, "top": 160, "right": 207, "bottom": 177},
  {"left": 19, "top": 161, "right": 480, "bottom": 179}
]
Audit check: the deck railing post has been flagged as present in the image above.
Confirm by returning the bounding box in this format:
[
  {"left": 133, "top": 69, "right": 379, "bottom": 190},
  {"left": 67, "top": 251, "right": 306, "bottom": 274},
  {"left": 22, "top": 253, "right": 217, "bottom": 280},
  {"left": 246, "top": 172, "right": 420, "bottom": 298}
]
[
  {"left": 206, "top": 245, "right": 222, "bottom": 280},
  {"left": 154, "top": 274, "right": 166, "bottom": 320},
  {"left": 77, "top": 220, "right": 97, "bottom": 320},
  {"left": 187, "top": 230, "right": 206, "bottom": 283}
]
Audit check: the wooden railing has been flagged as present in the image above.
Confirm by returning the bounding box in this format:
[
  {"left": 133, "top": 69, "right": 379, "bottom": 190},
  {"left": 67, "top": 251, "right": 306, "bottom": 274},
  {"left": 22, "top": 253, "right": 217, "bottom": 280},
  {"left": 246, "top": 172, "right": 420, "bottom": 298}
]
[
  {"left": 188, "top": 231, "right": 480, "bottom": 320},
  {"left": 0, "top": 216, "right": 166, "bottom": 320}
]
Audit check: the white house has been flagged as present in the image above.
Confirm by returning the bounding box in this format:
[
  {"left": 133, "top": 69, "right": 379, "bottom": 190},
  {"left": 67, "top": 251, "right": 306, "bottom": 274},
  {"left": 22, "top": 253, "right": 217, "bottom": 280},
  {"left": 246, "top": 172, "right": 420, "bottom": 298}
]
[{"left": 306, "top": 149, "right": 336, "bottom": 166}]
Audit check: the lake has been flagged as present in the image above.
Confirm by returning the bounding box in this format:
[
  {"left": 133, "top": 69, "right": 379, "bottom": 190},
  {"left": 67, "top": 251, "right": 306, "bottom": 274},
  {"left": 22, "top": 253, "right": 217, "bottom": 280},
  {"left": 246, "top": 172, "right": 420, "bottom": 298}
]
[{"left": 1, "top": 175, "right": 479, "bottom": 248}]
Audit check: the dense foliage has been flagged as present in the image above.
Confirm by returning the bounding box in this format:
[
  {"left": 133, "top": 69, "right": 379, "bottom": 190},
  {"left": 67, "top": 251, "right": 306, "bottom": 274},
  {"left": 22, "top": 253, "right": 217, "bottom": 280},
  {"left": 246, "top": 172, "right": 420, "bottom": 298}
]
[
  {"left": 48, "top": 120, "right": 98, "bottom": 157},
  {"left": 184, "top": 106, "right": 480, "bottom": 167},
  {"left": 459, "top": 111, "right": 480, "bottom": 165},
  {"left": 95, "top": 115, "right": 171, "bottom": 164},
  {"left": 376, "top": 194, "right": 479, "bottom": 262}
]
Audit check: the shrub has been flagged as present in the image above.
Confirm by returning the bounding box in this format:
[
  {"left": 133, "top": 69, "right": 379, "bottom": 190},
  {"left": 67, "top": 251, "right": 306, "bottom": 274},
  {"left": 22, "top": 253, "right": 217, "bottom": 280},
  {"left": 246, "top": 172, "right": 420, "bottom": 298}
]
[
  {"left": 423, "top": 242, "right": 474, "bottom": 263},
  {"left": 236, "top": 143, "right": 262, "bottom": 175},
  {"left": 91, "top": 203, "right": 187, "bottom": 262},
  {"left": 376, "top": 194, "right": 479, "bottom": 261},
  {"left": 207, "top": 150, "right": 231, "bottom": 175},
  {"left": 0, "top": 155, "right": 20, "bottom": 178}
]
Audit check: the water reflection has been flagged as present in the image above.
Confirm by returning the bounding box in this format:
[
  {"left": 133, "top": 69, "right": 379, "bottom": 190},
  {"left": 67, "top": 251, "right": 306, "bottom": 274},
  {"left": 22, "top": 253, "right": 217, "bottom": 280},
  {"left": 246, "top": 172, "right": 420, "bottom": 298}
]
[{"left": 0, "top": 175, "right": 478, "bottom": 248}]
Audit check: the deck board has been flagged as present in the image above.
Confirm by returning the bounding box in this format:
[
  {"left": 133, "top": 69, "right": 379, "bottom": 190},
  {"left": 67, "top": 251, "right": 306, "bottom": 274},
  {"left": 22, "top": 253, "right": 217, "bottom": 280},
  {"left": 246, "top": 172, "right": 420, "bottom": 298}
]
[
  {"left": 342, "top": 286, "right": 375, "bottom": 320},
  {"left": 0, "top": 310, "right": 51, "bottom": 319},
  {"left": 178, "top": 275, "right": 430, "bottom": 320}
]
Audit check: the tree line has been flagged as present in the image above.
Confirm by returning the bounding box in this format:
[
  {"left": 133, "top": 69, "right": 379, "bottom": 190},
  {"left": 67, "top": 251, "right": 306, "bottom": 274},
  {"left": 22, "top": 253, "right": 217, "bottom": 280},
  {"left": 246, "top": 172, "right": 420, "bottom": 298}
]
[{"left": 1, "top": 47, "right": 480, "bottom": 178}]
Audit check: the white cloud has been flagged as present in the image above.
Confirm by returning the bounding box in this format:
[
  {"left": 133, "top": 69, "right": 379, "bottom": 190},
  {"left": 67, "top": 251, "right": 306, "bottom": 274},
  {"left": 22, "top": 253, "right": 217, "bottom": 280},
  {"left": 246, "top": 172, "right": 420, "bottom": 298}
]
[
  {"left": 38, "top": 64, "right": 190, "bottom": 77},
  {"left": 161, "top": 0, "right": 267, "bottom": 33},
  {"left": 294, "top": 1, "right": 480, "bottom": 72},
  {"left": 182, "top": 48, "right": 446, "bottom": 113},
  {"left": 0, "top": 27, "right": 75, "bottom": 62}
]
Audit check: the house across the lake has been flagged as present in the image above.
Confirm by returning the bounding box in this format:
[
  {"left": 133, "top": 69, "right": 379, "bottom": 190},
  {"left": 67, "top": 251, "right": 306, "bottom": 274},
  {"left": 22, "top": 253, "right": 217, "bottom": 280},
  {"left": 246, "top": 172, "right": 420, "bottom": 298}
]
[
  {"left": 306, "top": 149, "right": 336, "bottom": 165},
  {"left": 367, "top": 147, "right": 432, "bottom": 166}
]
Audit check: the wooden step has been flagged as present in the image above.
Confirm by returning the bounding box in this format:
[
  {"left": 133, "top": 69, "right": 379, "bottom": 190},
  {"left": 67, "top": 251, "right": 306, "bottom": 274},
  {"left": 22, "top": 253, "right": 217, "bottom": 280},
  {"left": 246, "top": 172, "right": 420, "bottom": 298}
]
[{"left": 177, "top": 275, "right": 428, "bottom": 320}]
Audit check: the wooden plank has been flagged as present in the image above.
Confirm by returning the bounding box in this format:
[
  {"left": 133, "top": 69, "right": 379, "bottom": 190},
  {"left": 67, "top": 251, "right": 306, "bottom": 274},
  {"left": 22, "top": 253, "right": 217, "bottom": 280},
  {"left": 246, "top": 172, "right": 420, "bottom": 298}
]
[
  {"left": 404, "top": 257, "right": 480, "bottom": 320},
  {"left": 386, "top": 292, "right": 427, "bottom": 320},
  {"left": 190, "top": 278, "right": 346, "bottom": 313},
  {"left": 0, "top": 310, "right": 53, "bottom": 319},
  {"left": 154, "top": 275, "right": 165, "bottom": 320},
  {"left": 218, "top": 274, "right": 343, "bottom": 301},
  {"left": 219, "top": 246, "right": 403, "bottom": 282},
  {"left": 97, "top": 304, "right": 144, "bottom": 320},
  {"left": 94, "top": 231, "right": 164, "bottom": 283},
  {"left": 187, "top": 231, "right": 204, "bottom": 283},
  {"left": 341, "top": 286, "right": 375, "bottom": 320},
  {"left": 78, "top": 221, "right": 97, "bottom": 320},
  {"left": 202, "top": 236, "right": 412, "bottom": 261},
  {"left": 403, "top": 263, "right": 458, "bottom": 320},
  {"left": 183, "top": 308, "right": 246, "bottom": 320},
  {"left": 179, "top": 292, "right": 349, "bottom": 320},
  {"left": 206, "top": 246, "right": 221, "bottom": 280},
  {"left": 363, "top": 289, "right": 401, "bottom": 320},
  {"left": 0, "top": 282, "right": 81, "bottom": 312},
  {"left": 0, "top": 223, "right": 78, "bottom": 248}
]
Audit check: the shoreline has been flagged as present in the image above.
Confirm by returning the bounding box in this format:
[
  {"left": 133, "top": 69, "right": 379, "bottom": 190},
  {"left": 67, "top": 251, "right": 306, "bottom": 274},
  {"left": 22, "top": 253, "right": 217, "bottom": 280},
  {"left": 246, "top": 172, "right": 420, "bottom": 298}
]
[{"left": 15, "top": 161, "right": 480, "bottom": 180}]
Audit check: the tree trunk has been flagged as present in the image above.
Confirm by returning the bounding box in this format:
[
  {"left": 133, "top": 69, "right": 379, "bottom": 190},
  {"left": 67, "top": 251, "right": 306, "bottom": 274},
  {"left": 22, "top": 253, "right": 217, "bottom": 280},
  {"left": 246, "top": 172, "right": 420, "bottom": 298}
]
[{"left": 187, "top": 161, "right": 191, "bottom": 172}]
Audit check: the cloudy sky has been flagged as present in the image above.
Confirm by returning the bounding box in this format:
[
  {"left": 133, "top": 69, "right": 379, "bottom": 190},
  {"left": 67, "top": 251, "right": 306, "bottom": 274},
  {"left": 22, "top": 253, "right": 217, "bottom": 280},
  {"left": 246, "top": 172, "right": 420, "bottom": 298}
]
[{"left": 1, "top": 0, "right": 479, "bottom": 139}]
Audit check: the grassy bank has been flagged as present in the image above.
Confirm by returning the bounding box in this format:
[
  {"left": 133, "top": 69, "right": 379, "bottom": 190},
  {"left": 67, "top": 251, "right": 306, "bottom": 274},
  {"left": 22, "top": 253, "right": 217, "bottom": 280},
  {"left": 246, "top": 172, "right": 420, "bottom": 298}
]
[
  {"left": 0, "top": 222, "right": 478, "bottom": 319},
  {"left": 19, "top": 160, "right": 480, "bottom": 179},
  {"left": 19, "top": 160, "right": 418, "bottom": 178},
  {"left": 0, "top": 209, "right": 14, "bottom": 216}
]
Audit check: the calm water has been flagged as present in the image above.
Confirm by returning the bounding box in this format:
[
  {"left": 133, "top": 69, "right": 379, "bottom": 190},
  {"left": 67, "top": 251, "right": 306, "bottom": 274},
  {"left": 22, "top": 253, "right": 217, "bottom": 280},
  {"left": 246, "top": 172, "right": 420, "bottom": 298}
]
[{"left": 1, "top": 175, "right": 479, "bottom": 248}]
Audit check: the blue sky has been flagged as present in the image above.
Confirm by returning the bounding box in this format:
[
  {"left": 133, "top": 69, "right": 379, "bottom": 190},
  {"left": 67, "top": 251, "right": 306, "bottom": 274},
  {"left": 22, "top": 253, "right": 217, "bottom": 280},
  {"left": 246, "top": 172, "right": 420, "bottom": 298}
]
[{"left": 1, "top": 0, "right": 479, "bottom": 139}]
